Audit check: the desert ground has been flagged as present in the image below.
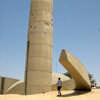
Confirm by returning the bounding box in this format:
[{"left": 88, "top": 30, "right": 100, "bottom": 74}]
[{"left": 0, "top": 89, "right": 100, "bottom": 100}]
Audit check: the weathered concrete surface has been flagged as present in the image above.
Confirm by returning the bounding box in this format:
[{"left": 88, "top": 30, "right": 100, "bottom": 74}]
[
  {"left": 52, "top": 79, "right": 75, "bottom": 90},
  {"left": 52, "top": 73, "right": 70, "bottom": 85},
  {"left": 0, "top": 77, "right": 18, "bottom": 94},
  {"left": 24, "top": 0, "right": 53, "bottom": 95},
  {"left": 6, "top": 80, "right": 24, "bottom": 94},
  {"left": 59, "top": 49, "right": 91, "bottom": 91}
]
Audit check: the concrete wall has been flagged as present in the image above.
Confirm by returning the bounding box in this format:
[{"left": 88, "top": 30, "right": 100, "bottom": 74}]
[
  {"left": 6, "top": 80, "right": 24, "bottom": 94},
  {"left": 6, "top": 73, "right": 75, "bottom": 94},
  {"left": 59, "top": 49, "right": 91, "bottom": 91},
  {"left": 52, "top": 79, "right": 75, "bottom": 90},
  {"left": 24, "top": 0, "right": 53, "bottom": 95},
  {"left": 0, "top": 76, "right": 18, "bottom": 94},
  {"left": 51, "top": 73, "right": 75, "bottom": 90}
]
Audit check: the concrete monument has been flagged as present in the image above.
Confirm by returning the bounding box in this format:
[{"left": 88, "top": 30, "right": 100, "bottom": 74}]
[
  {"left": 0, "top": 0, "right": 91, "bottom": 95},
  {"left": 59, "top": 49, "right": 91, "bottom": 91},
  {"left": 24, "top": 0, "right": 53, "bottom": 94}
]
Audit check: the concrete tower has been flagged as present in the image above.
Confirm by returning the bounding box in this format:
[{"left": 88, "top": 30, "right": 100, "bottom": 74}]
[{"left": 24, "top": 0, "right": 53, "bottom": 94}]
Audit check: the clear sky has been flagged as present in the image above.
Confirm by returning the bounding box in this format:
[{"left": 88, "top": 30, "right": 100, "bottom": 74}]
[{"left": 0, "top": 0, "right": 100, "bottom": 85}]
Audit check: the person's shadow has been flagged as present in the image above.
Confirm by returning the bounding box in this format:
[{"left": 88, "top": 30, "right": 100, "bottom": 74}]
[{"left": 57, "top": 90, "right": 90, "bottom": 97}]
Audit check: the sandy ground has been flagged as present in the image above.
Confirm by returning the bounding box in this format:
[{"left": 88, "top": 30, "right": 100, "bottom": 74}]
[{"left": 0, "top": 89, "right": 100, "bottom": 100}]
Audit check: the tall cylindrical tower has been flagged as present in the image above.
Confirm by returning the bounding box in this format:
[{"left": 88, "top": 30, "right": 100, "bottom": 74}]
[{"left": 24, "top": 0, "right": 53, "bottom": 95}]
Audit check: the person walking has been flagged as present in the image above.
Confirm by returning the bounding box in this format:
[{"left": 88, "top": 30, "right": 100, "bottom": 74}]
[{"left": 57, "top": 77, "right": 62, "bottom": 96}]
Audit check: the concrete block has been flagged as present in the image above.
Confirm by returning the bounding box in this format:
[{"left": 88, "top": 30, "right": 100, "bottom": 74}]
[{"left": 59, "top": 49, "right": 91, "bottom": 90}]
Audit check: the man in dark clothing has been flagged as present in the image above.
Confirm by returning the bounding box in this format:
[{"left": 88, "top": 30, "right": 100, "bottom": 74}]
[{"left": 57, "top": 77, "right": 62, "bottom": 96}]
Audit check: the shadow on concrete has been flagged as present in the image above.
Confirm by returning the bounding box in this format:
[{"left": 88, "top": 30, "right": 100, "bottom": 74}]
[{"left": 57, "top": 90, "right": 90, "bottom": 97}]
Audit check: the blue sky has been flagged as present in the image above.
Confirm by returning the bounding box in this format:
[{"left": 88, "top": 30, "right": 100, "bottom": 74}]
[{"left": 0, "top": 0, "right": 100, "bottom": 84}]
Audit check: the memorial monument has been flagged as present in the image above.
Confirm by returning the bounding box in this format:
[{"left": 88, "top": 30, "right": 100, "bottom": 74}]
[
  {"left": 24, "top": 0, "right": 53, "bottom": 94},
  {"left": 0, "top": 0, "right": 91, "bottom": 95},
  {"left": 59, "top": 49, "right": 91, "bottom": 91}
]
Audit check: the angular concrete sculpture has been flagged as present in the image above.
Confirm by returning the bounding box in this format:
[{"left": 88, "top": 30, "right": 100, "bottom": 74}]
[
  {"left": 24, "top": 0, "right": 53, "bottom": 94},
  {"left": 59, "top": 49, "right": 91, "bottom": 91}
]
